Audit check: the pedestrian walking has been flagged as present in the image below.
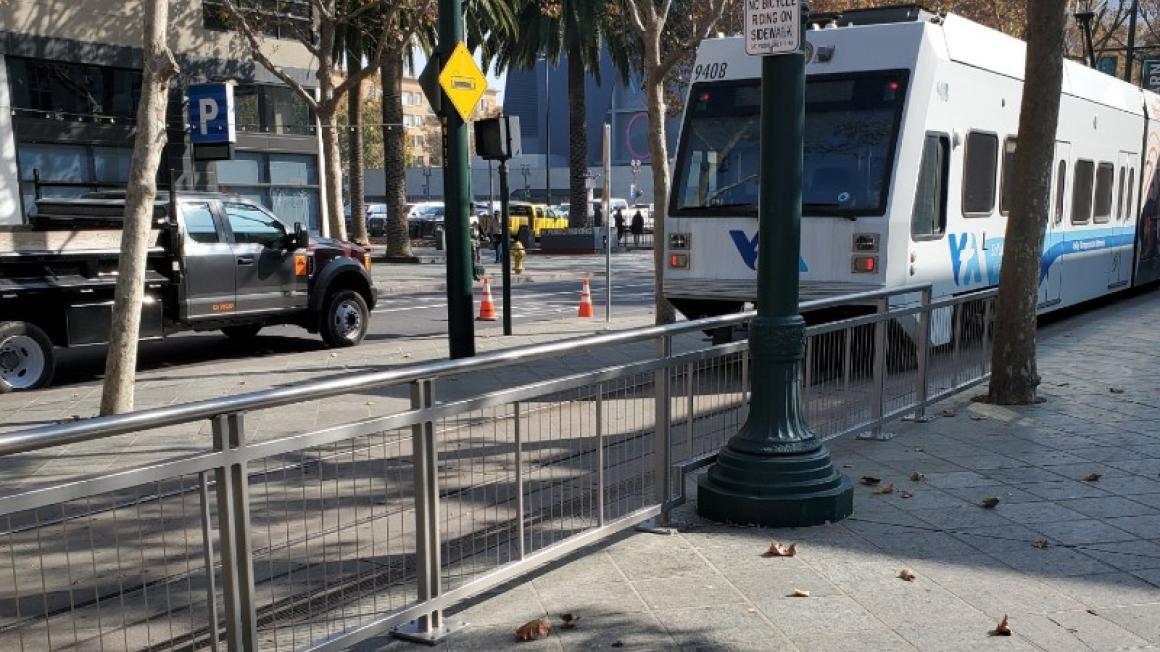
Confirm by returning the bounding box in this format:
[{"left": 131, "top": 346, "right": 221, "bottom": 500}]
[
  {"left": 614, "top": 209, "right": 626, "bottom": 247},
  {"left": 593, "top": 204, "right": 603, "bottom": 228},
  {"left": 485, "top": 210, "right": 503, "bottom": 263},
  {"left": 631, "top": 210, "right": 644, "bottom": 247}
]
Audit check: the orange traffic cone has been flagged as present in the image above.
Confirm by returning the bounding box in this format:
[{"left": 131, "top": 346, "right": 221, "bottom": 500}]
[
  {"left": 478, "top": 277, "right": 497, "bottom": 321},
  {"left": 577, "top": 277, "right": 594, "bottom": 318}
]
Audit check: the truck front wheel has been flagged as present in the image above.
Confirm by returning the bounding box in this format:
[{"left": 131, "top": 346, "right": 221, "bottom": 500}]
[
  {"left": 0, "top": 321, "right": 55, "bottom": 391},
  {"left": 320, "top": 290, "right": 369, "bottom": 347}
]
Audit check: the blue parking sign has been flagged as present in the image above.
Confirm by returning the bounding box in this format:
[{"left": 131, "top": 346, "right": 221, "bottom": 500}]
[{"left": 188, "top": 83, "right": 236, "bottom": 145}]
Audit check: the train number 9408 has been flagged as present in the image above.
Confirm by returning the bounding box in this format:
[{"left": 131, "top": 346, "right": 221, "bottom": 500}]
[{"left": 693, "top": 62, "right": 729, "bottom": 81}]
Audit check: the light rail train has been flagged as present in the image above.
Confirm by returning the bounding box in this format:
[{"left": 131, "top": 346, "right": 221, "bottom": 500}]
[{"left": 662, "top": 5, "right": 1160, "bottom": 334}]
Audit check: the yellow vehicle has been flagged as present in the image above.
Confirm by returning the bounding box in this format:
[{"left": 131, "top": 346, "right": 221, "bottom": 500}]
[{"left": 507, "top": 202, "right": 568, "bottom": 238}]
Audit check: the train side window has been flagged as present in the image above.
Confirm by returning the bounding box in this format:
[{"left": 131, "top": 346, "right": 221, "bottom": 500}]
[
  {"left": 1071, "top": 159, "right": 1094, "bottom": 224},
  {"left": 962, "top": 131, "right": 998, "bottom": 216},
  {"left": 1053, "top": 160, "right": 1066, "bottom": 225},
  {"left": 912, "top": 133, "right": 949, "bottom": 239},
  {"left": 999, "top": 137, "right": 1017, "bottom": 215},
  {"left": 1116, "top": 166, "right": 1126, "bottom": 221},
  {"left": 1093, "top": 162, "right": 1114, "bottom": 224},
  {"left": 1127, "top": 168, "right": 1135, "bottom": 220}
]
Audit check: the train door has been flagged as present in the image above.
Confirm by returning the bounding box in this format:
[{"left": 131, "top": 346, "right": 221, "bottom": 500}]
[
  {"left": 1039, "top": 141, "right": 1068, "bottom": 309},
  {"left": 1110, "top": 151, "right": 1137, "bottom": 289}
]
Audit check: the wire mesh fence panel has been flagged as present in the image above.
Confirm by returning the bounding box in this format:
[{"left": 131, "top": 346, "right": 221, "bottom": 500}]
[
  {"left": 0, "top": 473, "right": 216, "bottom": 651},
  {"left": 246, "top": 429, "right": 419, "bottom": 650},
  {"left": 803, "top": 322, "right": 878, "bottom": 439}
]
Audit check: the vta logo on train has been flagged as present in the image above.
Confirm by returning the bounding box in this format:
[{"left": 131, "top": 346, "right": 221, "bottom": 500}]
[
  {"left": 729, "top": 230, "right": 809, "bottom": 272},
  {"left": 948, "top": 232, "right": 1002, "bottom": 287}
]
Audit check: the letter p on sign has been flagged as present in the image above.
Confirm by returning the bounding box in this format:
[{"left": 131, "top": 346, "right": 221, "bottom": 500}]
[{"left": 198, "top": 98, "right": 219, "bottom": 136}]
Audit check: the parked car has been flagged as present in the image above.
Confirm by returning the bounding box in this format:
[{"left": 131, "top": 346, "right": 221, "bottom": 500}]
[
  {"left": 366, "top": 203, "right": 388, "bottom": 237},
  {"left": 0, "top": 192, "right": 376, "bottom": 390}
]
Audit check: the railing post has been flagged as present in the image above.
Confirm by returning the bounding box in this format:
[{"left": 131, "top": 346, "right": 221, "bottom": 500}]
[
  {"left": 858, "top": 298, "right": 893, "bottom": 440},
  {"left": 913, "top": 288, "right": 932, "bottom": 422},
  {"left": 637, "top": 334, "right": 675, "bottom": 533},
  {"left": 595, "top": 389, "right": 605, "bottom": 527},
  {"left": 211, "top": 413, "right": 258, "bottom": 652},
  {"left": 982, "top": 295, "right": 994, "bottom": 373},
  {"left": 514, "top": 401, "right": 525, "bottom": 558},
  {"left": 198, "top": 471, "right": 221, "bottom": 652},
  {"left": 685, "top": 362, "right": 695, "bottom": 461},
  {"left": 395, "top": 379, "right": 461, "bottom": 643}
]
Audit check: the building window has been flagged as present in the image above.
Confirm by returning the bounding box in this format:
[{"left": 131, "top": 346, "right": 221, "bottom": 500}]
[
  {"left": 911, "top": 133, "right": 949, "bottom": 239},
  {"left": 233, "top": 84, "right": 315, "bottom": 136},
  {"left": 213, "top": 152, "right": 321, "bottom": 231},
  {"left": 17, "top": 143, "right": 133, "bottom": 215},
  {"left": 962, "top": 131, "right": 998, "bottom": 216},
  {"left": 6, "top": 57, "right": 141, "bottom": 123},
  {"left": 1072, "top": 159, "right": 1094, "bottom": 224},
  {"left": 203, "top": 0, "right": 313, "bottom": 42},
  {"left": 999, "top": 137, "right": 1016, "bottom": 216},
  {"left": 1053, "top": 160, "right": 1066, "bottom": 225}
]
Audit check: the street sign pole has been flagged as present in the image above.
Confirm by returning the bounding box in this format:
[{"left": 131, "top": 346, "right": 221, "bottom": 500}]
[
  {"left": 439, "top": 2, "right": 475, "bottom": 358},
  {"left": 698, "top": 0, "right": 853, "bottom": 527}
]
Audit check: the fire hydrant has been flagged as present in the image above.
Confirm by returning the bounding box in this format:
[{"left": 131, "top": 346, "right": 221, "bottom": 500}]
[{"left": 512, "top": 240, "right": 526, "bottom": 275}]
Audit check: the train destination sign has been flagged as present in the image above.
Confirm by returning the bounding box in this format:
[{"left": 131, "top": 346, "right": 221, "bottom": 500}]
[{"left": 745, "top": 0, "right": 800, "bottom": 56}]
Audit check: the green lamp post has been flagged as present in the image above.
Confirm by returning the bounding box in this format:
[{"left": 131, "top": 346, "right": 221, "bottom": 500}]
[{"left": 697, "top": 1, "right": 854, "bottom": 527}]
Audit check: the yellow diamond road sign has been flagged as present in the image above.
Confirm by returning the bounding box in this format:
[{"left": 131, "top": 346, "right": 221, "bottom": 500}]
[{"left": 438, "top": 42, "right": 487, "bottom": 122}]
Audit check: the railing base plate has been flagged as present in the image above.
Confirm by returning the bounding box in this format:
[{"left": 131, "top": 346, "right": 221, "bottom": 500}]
[
  {"left": 902, "top": 415, "right": 936, "bottom": 423},
  {"left": 391, "top": 618, "right": 467, "bottom": 645},
  {"left": 635, "top": 518, "right": 679, "bottom": 535},
  {"left": 856, "top": 431, "right": 897, "bottom": 441}
]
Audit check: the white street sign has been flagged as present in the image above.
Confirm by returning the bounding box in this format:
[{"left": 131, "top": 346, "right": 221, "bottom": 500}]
[{"left": 745, "top": 0, "right": 800, "bottom": 56}]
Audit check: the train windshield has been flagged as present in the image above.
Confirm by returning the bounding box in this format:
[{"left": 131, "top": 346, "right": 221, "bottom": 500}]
[{"left": 671, "top": 71, "right": 909, "bottom": 217}]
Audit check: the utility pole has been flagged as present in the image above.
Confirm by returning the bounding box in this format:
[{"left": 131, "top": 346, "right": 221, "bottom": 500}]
[
  {"left": 439, "top": 0, "right": 475, "bottom": 358},
  {"left": 1127, "top": 0, "right": 1140, "bottom": 83},
  {"left": 697, "top": 0, "right": 853, "bottom": 527}
]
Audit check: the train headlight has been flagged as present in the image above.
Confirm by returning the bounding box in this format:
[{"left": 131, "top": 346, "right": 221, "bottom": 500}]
[
  {"left": 669, "top": 232, "right": 690, "bottom": 250},
  {"left": 853, "top": 233, "right": 879, "bottom": 252},
  {"left": 852, "top": 255, "right": 878, "bottom": 273}
]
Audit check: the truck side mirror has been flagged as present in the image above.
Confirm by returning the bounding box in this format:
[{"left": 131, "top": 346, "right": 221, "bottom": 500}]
[{"left": 291, "top": 222, "right": 310, "bottom": 249}]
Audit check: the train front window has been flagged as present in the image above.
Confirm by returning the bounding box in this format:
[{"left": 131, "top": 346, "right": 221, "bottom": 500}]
[{"left": 671, "top": 71, "right": 909, "bottom": 217}]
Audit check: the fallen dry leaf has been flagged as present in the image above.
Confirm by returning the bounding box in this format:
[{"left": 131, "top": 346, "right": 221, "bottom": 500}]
[
  {"left": 1083, "top": 473, "right": 1102, "bottom": 482},
  {"left": 970, "top": 414, "right": 987, "bottom": 421},
  {"left": 1032, "top": 538, "right": 1051, "bottom": 549},
  {"left": 991, "top": 614, "right": 1012, "bottom": 636},
  {"left": 898, "top": 568, "right": 916, "bottom": 582},
  {"left": 901, "top": 490, "right": 914, "bottom": 499},
  {"left": 611, "top": 641, "right": 625, "bottom": 648},
  {"left": 910, "top": 472, "right": 926, "bottom": 482},
  {"left": 980, "top": 497, "right": 1001, "bottom": 509},
  {"left": 765, "top": 542, "right": 798, "bottom": 558},
  {"left": 860, "top": 476, "right": 881, "bottom": 486},
  {"left": 747, "top": 608, "right": 758, "bottom": 614},
  {"left": 789, "top": 589, "right": 810, "bottom": 598},
  {"left": 941, "top": 408, "right": 957, "bottom": 417},
  {"left": 515, "top": 618, "right": 551, "bottom": 642},
  {"left": 874, "top": 483, "right": 895, "bottom": 495},
  {"left": 559, "top": 613, "right": 580, "bottom": 630},
  {"left": 842, "top": 464, "right": 854, "bottom": 469},
  {"left": 1109, "top": 387, "right": 1125, "bottom": 394}
]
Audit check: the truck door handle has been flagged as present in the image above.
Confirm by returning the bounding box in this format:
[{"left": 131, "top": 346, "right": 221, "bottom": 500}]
[{"left": 236, "top": 256, "right": 255, "bottom": 266}]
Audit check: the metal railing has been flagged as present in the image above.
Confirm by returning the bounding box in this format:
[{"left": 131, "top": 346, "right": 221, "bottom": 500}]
[{"left": 0, "top": 283, "right": 996, "bottom": 650}]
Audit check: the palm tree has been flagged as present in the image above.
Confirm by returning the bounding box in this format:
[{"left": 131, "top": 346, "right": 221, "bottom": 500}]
[
  {"left": 499, "top": 1, "right": 626, "bottom": 228},
  {"left": 379, "top": 0, "right": 516, "bottom": 259}
]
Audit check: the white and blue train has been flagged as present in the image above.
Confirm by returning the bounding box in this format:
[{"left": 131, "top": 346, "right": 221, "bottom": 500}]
[{"left": 662, "top": 5, "right": 1160, "bottom": 325}]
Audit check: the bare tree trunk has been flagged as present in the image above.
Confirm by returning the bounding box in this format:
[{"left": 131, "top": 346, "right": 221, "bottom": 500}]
[
  {"left": 567, "top": 45, "right": 591, "bottom": 228},
  {"left": 347, "top": 47, "right": 369, "bottom": 245},
  {"left": 644, "top": 60, "right": 676, "bottom": 325},
  {"left": 320, "top": 108, "right": 348, "bottom": 241},
  {"left": 382, "top": 49, "right": 413, "bottom": 258},
  {"left": 100, "top": 0, "right": 178, "bottom": 415},
  {"left": 987, "top": 0, "right": 1068, "bottom": 405}
]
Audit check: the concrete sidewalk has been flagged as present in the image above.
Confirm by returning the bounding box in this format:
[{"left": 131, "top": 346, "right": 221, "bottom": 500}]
[
  {"left": 369, "top": 289, "right": 1160, "bottom": 651},
  {"left": 370, "top": 247, "right": 655, "bottom": 295}
]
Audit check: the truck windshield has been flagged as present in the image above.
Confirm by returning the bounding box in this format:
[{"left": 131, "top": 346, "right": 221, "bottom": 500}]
[{"left": 670, "top": 71, "right": 909, "bottom": 218}]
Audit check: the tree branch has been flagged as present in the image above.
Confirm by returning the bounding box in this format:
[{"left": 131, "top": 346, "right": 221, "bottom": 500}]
[
  {"left": 220, "top": 0, "right": 321, "bottom": 112},
  {"left": 622, "top": 0, "right": 648, "bottom": 35}
]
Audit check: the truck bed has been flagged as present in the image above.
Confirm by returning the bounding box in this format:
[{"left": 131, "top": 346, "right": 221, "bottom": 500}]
[{"left": 0, "top": 226, "right": 163, "bottom": 256}]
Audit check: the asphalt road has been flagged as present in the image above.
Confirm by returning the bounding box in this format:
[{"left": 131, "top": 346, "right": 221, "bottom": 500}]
[{"left": 48, "top": 275, "right": 659, "bottom": 389}]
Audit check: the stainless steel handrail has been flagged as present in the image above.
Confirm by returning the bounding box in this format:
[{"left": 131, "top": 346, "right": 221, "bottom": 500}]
[{"left": 0, "top": 282, "right": 933, "bottom": 457}]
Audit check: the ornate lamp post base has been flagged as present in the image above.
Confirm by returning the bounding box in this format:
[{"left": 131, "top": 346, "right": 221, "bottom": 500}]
[{"left": 697, "top": 443, "right": 853, "bottom": 527}]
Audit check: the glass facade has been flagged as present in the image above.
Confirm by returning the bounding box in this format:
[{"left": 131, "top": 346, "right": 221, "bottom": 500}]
[
  {"left": 213, "top": 152, "right": 321, "bottom": 232},
  {"left": 16, "top": 143, "right": 134, "bottom": 211},
  {"left": 6, "top": 57, "right": 142, "bottom": 123}
]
